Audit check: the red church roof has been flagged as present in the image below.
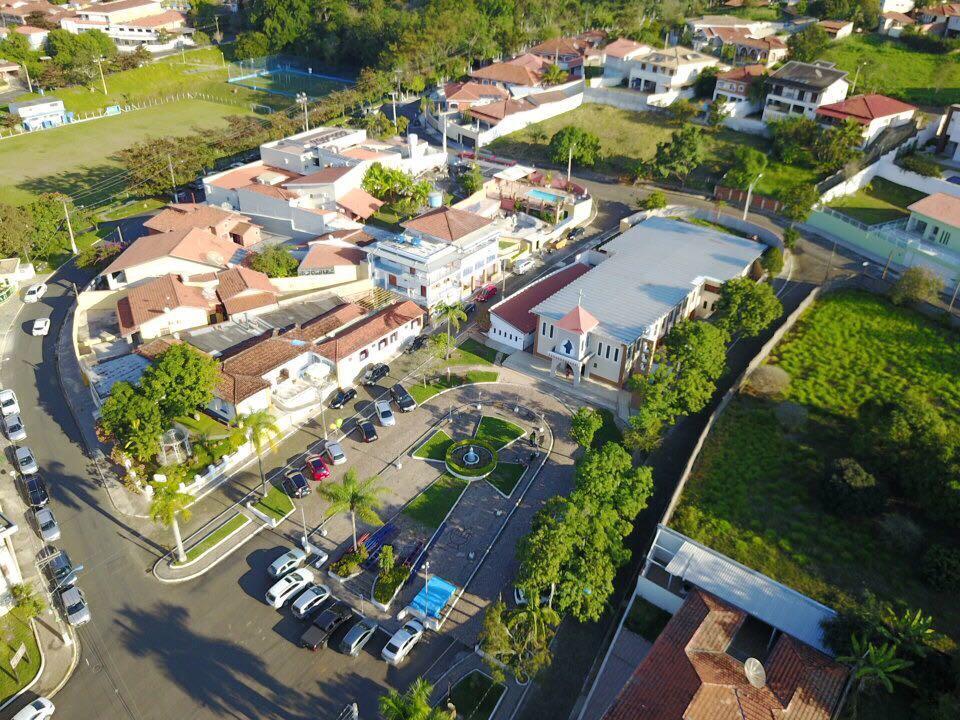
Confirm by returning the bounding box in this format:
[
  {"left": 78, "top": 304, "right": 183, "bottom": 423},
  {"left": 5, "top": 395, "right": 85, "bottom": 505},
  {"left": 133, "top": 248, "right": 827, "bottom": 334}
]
[{"left": 556, "top": 303, "right": 599, "bottom": 334}]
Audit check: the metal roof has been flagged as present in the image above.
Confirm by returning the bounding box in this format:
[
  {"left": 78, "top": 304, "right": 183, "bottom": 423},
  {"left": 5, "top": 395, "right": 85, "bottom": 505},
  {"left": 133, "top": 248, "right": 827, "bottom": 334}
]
[
  {"left": 531, "top": 216, "right": 765, "bottom": 343},
  {"left": 89, "top": 353, "right": 151, "bottom": 400}
]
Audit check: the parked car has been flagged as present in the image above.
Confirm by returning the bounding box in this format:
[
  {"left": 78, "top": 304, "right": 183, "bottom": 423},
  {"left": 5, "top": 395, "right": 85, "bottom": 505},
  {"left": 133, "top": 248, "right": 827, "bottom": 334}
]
[
  {"left": 41, "top": 547, "right": 79, "bottom": 589},
  {"left": 267, "top": 548, "right": 307, "bottom": 579},
  {"left": 0, "top": 389, "right": 20, "bottom": 417},
  {"left": 339, "top": 616, "right": 379, "bottom": 656},
  {"left": 304, "top": 454, "right": 330, "bottom": 481},
  {"left": 15, "top": 445, "right": 38, "bottom": 475},
  {"left": 25, "top": 474, "right": 50, "bottom": 508},
  {"left": 549, "top": 236, "right": 569, "bottom": 251},
  {"left": 282, "top": 471, "right": 311, "bottom": 499},
  {"left": 34, "top": 508, "right": 60, "bottom": 542},
  {"left": 381, "top": 619, "right": 425, "bottom": 665},
  {"left": 300, "top": 600, "right": 353, "bottom": 650},
  {"left": 265, "top": 568, "right": 314, "bottom": 608},
  {"left": 405, "top": 335, "right": 428, "bottom": 354},
  {"left": 23, "top": 283, "right": 47, "bottom": 303},
  {"left": 513, "top": 257, "right": 535, "bottom": 275},
  {"left": 310, "top": 549, "right": 330, "bottom": 570},
  {"left": 59, "top": 586, "right": 91, "bottom": 627},
  {"left": 475, "top": 284, "right": 497, "bottom": 302},
  {"left": 357, "top": 420, "right": 378, "bottom": 443},
  {"left": 329, "top": 387, "right": 357, "bottom": 409},
  {"left": 4, "top": 414, "right": 26, "bottom": 441},
  {"left": 320, "top": 440, "right": 346, "bottom": 466},
  {"left": 374, "top": 400, "right": 395, "bottom": 427},
  {"left": 31, "top": 318, "right": 51, "bottom": 337},
  {"left": 390, "top": 384, "right": 417, "bottom": 412},
  {"left": 291, "top": 583, "right": 332, "bottom": 620},
  {"left": 463, "top": 301, "right": 477, "bottom": 315},
  {"left": 12, "top": 698, "right": 55, "bottom": 720},
  {"left": 362, "top": 363, "right": 390, "bottom": 386}
]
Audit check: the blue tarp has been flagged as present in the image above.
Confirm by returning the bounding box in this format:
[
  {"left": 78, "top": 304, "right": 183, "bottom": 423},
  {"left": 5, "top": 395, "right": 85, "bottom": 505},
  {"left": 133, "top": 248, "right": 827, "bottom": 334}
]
[{"left": 409, "top": 577, "right": 457, "bottom": 620}]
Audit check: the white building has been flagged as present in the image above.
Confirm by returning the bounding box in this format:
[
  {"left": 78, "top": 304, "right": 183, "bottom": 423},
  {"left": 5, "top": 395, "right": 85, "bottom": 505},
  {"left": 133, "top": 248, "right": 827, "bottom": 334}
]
[
  {"left": 936, "top": 102, "right": 960, "bottom": 161},
  {"left": 624, "top": 46, "right": 720, "bottom": 106},
  {"left": 365, "top": 206, "right": 501, "bottom": 309},
  {"left": 712, "top": 64, "right": 766, "bottom": 118},
  {"left": 761, "top": 61, "right": 848, "bottom": 123},
  {"left": 7, "top": 97, "right": 65, "bottom": 131},
  {"left": 880, "top": 0, "right": 915, "bottom": 15},
  {"left": 815, "top": 94, "right": 917, "bottom": 146},
  {"left": 61, "top": 0, "right": 192, "bottom": 53},
  {"left": 12, "top": 24, "right": 48, "bottom": 50}
]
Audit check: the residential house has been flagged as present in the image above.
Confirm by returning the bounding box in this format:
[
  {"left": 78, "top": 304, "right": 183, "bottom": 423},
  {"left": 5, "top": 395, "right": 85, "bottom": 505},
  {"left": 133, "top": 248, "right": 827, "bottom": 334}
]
[
  {"left": 624, "top": 46, "right": 720, "bottom": 104},
  {"left": 60, "top": 0, "right": 192, "bottom": 53},
  {"left": 818, "top": 19, "right": 854, "bottom": 39},
  {"left": 590, "top": 38, "right": 650, "bottom": 83},
  {"left": 0, "top": 0, "right": 69, "bottom": 26},
  {"left": 815, "top": 93, "right": 917, "bottom": 146},
  {"left": 7, "top": 97, "right": 65, "bottom": 131},
  {"left": 455, "top": 84, "right": 584, "bottom": 146},
  {"left": 436, "top": 81, "right": 510, "bottom": 113},
  {"left": 530, "top": 217, "right": 765, "bottom": 386},
  {"left": 601, "top": 525, "right": 847, "bottom": 720},
  {"left": 297, "top": 242, "right": 368, "bottom": 281},
  {"left": 96, "top": 227, "right": 245, "bottom": 290},
  {"left": 761, "top": 60, "right": 848, "bottom": 122},
  {"left": 917, "top": 2, "right": 960, "bottom": 35},
  {"left": 469, "top": 53, "right": 552, "bottom": 97},
  {"left": 712, "top": 64, "right": 767, "bottom": 117},
  {"left": 0, "top": 59, "right": 19, "bottom": 88},
  {"left": 904, "top": 193, "right": 960, "bottom": 251},
  {"left": 13, "top": 24, "right": 47, "bottom": 49},
  {"left": 881, "top": 0, "right": 914, "bottom": 12},
  {"left": 692, "top": 25, "right": 787, "bottom": 67},
  {"left": 528, "top": 33, "right": 605, "bottom": 75},
  {"left": 878, "top": 10, "right": 915, "bottom": 36},
  {"left": 208, "top": 266, "right": 280, "bottom": 318},
  {"left": 936, "top": 102, "right": 960, "bottom": 160},
  {"left": 116, "top": 274, "right": 214, "bottom": 340},
  {"left": 365, "top": 206, "right": 501, "bottom": 309},
  {"left": 143, "top": 204, "right": 262, "bottom": 248}
]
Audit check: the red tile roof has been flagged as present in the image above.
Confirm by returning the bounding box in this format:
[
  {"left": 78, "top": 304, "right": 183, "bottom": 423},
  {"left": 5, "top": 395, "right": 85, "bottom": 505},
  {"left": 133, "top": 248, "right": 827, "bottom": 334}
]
[
  {"left": 443, "top": 81, "right": 510, "bottom": 104},
  {"left": 718, "top": 64, "right": 767, "bottom": 84},
  {"left": 215, "top": 267, "right": 278, "bottom": 315},
  {"left": 124, "top": 9, "right": 184, "bottom": 27},
  {"left": 103, "top": 227, "right": 241, "bottom": 276},
  {"left": 143, "top": 203, "right": 249, "bottom": 235},
  {"left": 600, "top": 37, "right": 647, "bottom": 59},
  {"left": 243, "top": 183, "right": 299, "bottom": 201},
  {"left": 401, "top": 206, "right": 493, "bottom": 242},
  {"left": 491, "top": 264, "right": 590, "bottom": 333},
  {"left": 314, "top": 228, "right": 377, "bottom": 247},
  {"left": 925, "top": 2, "right": 960, "bottom": 16},
  {"left": 530, "top": 37, "right": 591, "bottom": 57},
  {"left": 908, "top": 192, "right": 960, "bottom": 227},
  {"left": 337, "top": 187, "right": 383, "bottom": 219},
  {"left": 556, "top": 304, "right": 599, "bottom": 333},
  {"left": 299, "top": 243, "right": 367, "bottom": 271},
  {"left": 882, "top": 11, "right": 914, "bottom": 24},
  {"left": 815, "top": 93, "right": 917, "bottom": 125},
  {"left": 116, "top": 274, "right": 212, "bottom": 336},
  {"left": 603, "top": 590, "right": 848, "bottom": 720},
  {"left": 470, "top": 54, "right": 548, "bottom": 86},
  {"left": 286, "top": 303, "right": 366, "bottom": 343},
  {"left": 466, "top": 98, "right": 535, "bottom": 123},
  {"left": 818, "top": 19, "right": 852, "bottom": 33},
  {"left": 208, "top": 163, "right": 301, "bottom": 191},
  {"left": 284, "top": 165, "right": 355, "bottom": 186},
  {"left": 314, "top": 301, "right": 424, "bottom": 362}
]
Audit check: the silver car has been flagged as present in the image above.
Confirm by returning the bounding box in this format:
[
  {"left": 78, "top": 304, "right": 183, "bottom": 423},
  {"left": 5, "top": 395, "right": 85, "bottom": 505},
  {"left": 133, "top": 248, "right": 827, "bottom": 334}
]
[
  {"left": 267, "top": 548, "right": 307, "bottom": 579},
  {"left": 14, "top": 446, "right": 38, "bottom": 475},
  {"left": 339, "top": 617, "right": 379, "bottom": 656},
  {"left": 321, "top": 440, "right": 346, "bottom": 466},
  {"left": 60, "top": 586, "right": 90, "bottom": 627},
  {"left": 4, "top": 414, "right": 26, "bottom": 441},
  {"left": 291, "top": 583, "right": 331, "bottom": 619},
  {"left": 34, "top": 508, "right": 60, "bottom": 542}
]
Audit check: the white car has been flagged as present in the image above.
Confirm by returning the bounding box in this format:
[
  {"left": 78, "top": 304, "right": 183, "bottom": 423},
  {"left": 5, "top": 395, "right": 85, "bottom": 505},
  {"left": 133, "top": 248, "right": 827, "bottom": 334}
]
[
  {"left": 513, "top": 257, "right": 535, "bottom": 275},
  {"left": 35, "top": 507, "right": 61, "bottom": 542},
  {"left": 4, "top": 414, "right": 26, "bottom": 441},
  {"left": 23, "top": 283, "right": 47, "bottom": 303},
  {"left": 0, "top": 389, "right": 20, "bottom": 417},
  {"left": 15, "top": 445, "right": 38, "bottom": 475},
  {"left": 375, "top": 400, "right": 395, "bottom": 427},
  {"left": 265, "top": 568, "right": 314, "bottom": 609},
  {"left": 31, "top": 318, "right": 51, "bottom": 337},
  {"left": 291, "top": 583, "right": 331, "bottom": 619},
  {"left": 12, "top": 698, "right": 54, "bottom": 720},
  {"left": 267, "top": 548, "right": 307, "bottom": 579},
  {"left": 381, "top": 618, "right": 424, "bottom": 665}
]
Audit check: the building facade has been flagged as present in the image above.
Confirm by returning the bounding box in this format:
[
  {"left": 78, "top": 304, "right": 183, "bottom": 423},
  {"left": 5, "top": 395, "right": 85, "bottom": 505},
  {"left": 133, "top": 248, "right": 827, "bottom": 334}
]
[{"left": 761, "top": 60, "right": 849, "bottom": 122}]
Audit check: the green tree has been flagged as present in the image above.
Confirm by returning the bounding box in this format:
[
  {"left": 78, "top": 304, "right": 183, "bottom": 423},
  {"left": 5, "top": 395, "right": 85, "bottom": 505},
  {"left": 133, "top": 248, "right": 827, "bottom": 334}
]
[
  {"left": 548, "top": 126, "right": 602, "bottom": 168},
  {"left": 10, "top": 583, "right": 45, "bottom": 620},
  {"left": 150, "top": 477, "right": 193, "bottom": 564},
  {"left": 433, "top": 301, "right": 467, "bottom": 361},
  {"left": 249, "top": 0, "right": 313, "bottom": 50},
  {"left": 761, "top": 247, "right": 784, "bottom": 276},
  {"left": 880, "top": 607, "right": 941, "bottom": 659},
  {"left": 706, "top": 100, "right": 728, "bottom": 129},
  {"left": 479, "top": 599, "right": 559, "bottom": 683},
  {"left": 714, "top": 276, "right": 783, "bottom": 337},
  {"left": 249, "top": 245, "right": 299, "bottom": 278},
  {"left": 238, "top": 410, "right": 280, "bottom": 497},
  {"left": 648, "top": 124, "right": 704, "bottom": 185},
  {"left": 779, "top": 182, "right": 820, "bottom": 224},
  {"left": 667, "top": 98, "right": 698, "bottom": 125},
  {"left": 234, "top": 31, "right": 270, "bottom": 60},
  {"left": 569, "top": 407, "right": 603, "bottom": 448},
  {"left": 838, "top": 636, "right": 915, "bottom": 719},
  {"left": 770, "top": 116, "right": 820, "bottom": 164},
  {"left": 0, "top": 203, "right": 35, "bottom": 260},
  {"left": 815, "top": 118, "right": 863, "bottom": 173},
  {"left": 694, "top": 65, "right": 720, "bottom": 98},
  {"left": 641, "top": 189, "right": 668, "bottom": 210},
  {"left": 787, "top": 24, "right": 829, "bottom": 62},
  {"left": 541, "top": 63, "right": 568, "bottom": 85},
  {"left": 890, "top": 266, "right": 942, "bottom": 306},
  {"left": 782, "top": 226, "right": 800, "bottom": 250},
  {"left": 625, "top": 365, "right": 676, "bottom": 452},
  {"left": 459, "top": 163, "right": 485, "bottom": 196},
  {"left": 662, "top": 320, "right": 730, "bottom": 416},
  {"left": 379, "top": 678, "right": 451, "bottom": 720},
  {"left": 726, "top": 146, "right": 769, "bottom": 190},
  {"left": 99, "top": 381, "right": 165, "bottom": 462},
  {"left": 114, "top": 134, "right": 218, "bottom": 198},
  {"left": 141, "top": 343, "right": 220, "bottom": 421},
  {"left": 572, "top": 443, "right": 653, "bottom": 521},
  {"left": 319, "top": 468, "right": 386, "bottom": 551}
]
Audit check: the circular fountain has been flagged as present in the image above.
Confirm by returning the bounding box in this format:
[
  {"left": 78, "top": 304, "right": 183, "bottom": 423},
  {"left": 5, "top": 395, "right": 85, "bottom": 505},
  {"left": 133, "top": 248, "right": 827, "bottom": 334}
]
[{"left": 445, "top": 439, "right": 497, "bottom": 480}]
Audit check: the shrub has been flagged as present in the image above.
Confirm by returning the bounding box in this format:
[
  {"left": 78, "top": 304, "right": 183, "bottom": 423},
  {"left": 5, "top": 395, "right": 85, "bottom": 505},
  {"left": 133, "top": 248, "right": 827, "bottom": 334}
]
[
  {"left": 642, "top": 189, "right": 667, "bottom": 210},
  {"left": 782, "top": 226, "right": 799, "bottom": 251},
  {"left": 761, "top": 247, "right": 783, "bottom": 276},
  {"left": 890, "top": 266, "right": 942, "bottom": 306},
  {"left": 331, "top": 545, "right": 368, "bottom": 578},
  {"left": 820, "top": 458, "right": 885, "bottom": 516},
  {"left": 898, "top": 153, "right": 942, "bottom": 178},
  {"left": 877, "top": 513, "right": 924, "bottom": 555},
  {"left": 746, "top": 365, "right": 791, "bottom": 398},
  {"left": 921, "top": 545, "right": 960, "bottom": 591},
  {"left": 249, "top": 245, "right": 299, "bottom": 278}
]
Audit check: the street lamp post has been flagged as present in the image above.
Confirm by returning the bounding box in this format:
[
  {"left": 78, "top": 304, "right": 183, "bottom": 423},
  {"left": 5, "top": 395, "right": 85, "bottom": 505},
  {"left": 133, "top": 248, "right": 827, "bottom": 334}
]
[
  {"left": 742, "top": 172, "right": 763, "bottom": 221},
  {"left": 296, "top": 92, "right": 309, "bottom": 133},
  {"left": 95, "top": 57, "right": 108, "bottom": 95},
  {"left": 424, "top": 561, "right": 431, "bottom": 618}
]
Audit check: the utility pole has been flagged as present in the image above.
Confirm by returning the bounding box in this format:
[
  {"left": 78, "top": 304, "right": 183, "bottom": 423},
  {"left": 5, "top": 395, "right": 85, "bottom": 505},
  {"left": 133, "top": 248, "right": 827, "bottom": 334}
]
[
  {"left": 390, "top": 90, "right": 397, "bottom": 126},
  {"left": 213, "top": 16, "right": 221, "bottom": 44},
  {"left": 21, "top": 62, "right": 32, "bottom": 94},
  {"left": 95, "top": 57, "right": 108, "bottom": 95},
  {"left": 296, "top": 92, "right": 309, "bottom": 132},
  {"left": 742, "top": 172, "right": 763, "bottom": 221},
  {"left": 62, "top": 200, "right": 78, "bottom": 255},
  {"left": 823, "top": 238, "right": 838, "bottom": 283},
  {"left": 881, "top": 248, "right": 895, "bottom": 279},
  {"left": 567, "top": 143, "right": 575, "bottom": 184},
  {"left": 167, "top": 154, "right": 177, "bottom": 201},
  {"left": 851, "top": 61, "right": 866, "bottom": 95}
]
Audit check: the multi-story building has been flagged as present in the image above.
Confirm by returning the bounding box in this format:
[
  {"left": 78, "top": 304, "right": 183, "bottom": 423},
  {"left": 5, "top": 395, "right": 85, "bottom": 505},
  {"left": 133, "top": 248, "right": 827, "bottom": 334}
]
[
  {"left": 625, "top": 46, "right": 719, "bottom": 101},
  {"left": 365, "top": 206, "right": 501, "bottom": 309},
  {"left": 761, "top": 61, "right": 848, "bottom": 123},
  {"left": 592, "top": 37, "right": 651, "bottom": 84},
  {"left": 712, "top": 64, "right": 766, "bottom": 117},
  {"left": 60, "top": 0, "right": 192, "bottom": 53}
]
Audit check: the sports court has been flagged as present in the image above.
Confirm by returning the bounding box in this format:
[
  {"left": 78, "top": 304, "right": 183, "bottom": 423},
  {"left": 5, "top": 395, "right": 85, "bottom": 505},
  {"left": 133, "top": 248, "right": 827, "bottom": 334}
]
[{"left": 227, "top": 55, "right": 353, "bottom": 100}]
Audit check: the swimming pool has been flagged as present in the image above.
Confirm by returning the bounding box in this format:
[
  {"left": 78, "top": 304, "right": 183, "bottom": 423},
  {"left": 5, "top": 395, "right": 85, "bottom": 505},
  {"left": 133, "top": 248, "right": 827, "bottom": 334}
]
[{"left": 527, "top": 188, "right": 565, "bottom": 204}]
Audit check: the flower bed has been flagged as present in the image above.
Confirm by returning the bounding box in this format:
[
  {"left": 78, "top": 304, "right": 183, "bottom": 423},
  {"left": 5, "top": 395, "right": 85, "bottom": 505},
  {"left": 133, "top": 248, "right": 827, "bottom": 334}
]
[
  {"left": 445, "top": 439, "right": 498, "bottom": 479},
  {"left": 330, "top": 545, "right": 368, "bottom": 579}
]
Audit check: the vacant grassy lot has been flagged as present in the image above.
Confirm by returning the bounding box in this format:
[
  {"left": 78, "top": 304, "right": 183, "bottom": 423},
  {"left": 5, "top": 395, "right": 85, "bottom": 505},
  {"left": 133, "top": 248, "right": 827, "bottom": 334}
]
[
  {"left": 403, "top": 474, "right": 468, "bottom": 529},
  {"left": 0, "top": 99, "right": 256, "bottom": 206},
  {"left": 179, "top": 513, "right": 249, "bottom": 565},
  {"left": 487, "top": 104, "right": 821, "bottom": 198},
  {"left": 820, "top": 34, "right": 960, "bottom": 107},
  {"left": 474, "top": 416, "right": 525, "bottom": 449},
  {"left": 828, "top": 177, "right": 927, "bottom": 226},
  {"left": 413, "top": 429, "right": 453, "bottom": 461},
  {"left": 672, "top": 291, "right": 960, "bottom": 654}
]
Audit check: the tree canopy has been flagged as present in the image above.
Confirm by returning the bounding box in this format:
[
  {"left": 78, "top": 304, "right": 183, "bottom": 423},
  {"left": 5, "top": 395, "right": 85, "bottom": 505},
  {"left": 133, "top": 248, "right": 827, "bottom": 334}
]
[
  {"left": 548, "top": 126, "right": 602, "bottom": 167},
  {"left": 787, "top": 24, "right": 829, "bottom": 63},
  {"left": 250, "top": 245, "right": 299, "bottom": 278},
  {"left": 569, "top": 407, "right": 603, "bottom": 448},
  {"left": 714, "top": 276, "right": 783, "bottom": 338},
  {"left": 646, "top": 124, "right": 704, "bottom": 184}
]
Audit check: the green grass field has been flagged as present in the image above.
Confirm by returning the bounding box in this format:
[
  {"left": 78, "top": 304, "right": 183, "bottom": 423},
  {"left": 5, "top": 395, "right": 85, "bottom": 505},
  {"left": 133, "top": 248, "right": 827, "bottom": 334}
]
[
  {"left": 672, "top": 291, "right": 960, "bottom": 658},
  {"left": 179, "top": 513, "right": 249, "bottom": 565},
  {"left": 485, "top": 462, "right": 525, "bottom": 496},
  {"left": 0, "top": 99, "right": 256, "bottom": 206},
  {"left": 229, "top": 70, "right": 347, "bottom": 100},
  {"left": 0, "top": 610, "right": 42, "bottom": 703},
  {"left": 487, "top": 104, "right": 821, "bottom": 198},
  {"left": 413, "top": 429, "right": 453, "bottom": 461},
  {"left": 403, "top": 474, "right": 469, "bottom": 529},
  {"left": 820, "top": 34, "right": 960, "bottom": 107},
  {"left": 474, "top": 416, "right": 525, "bottom": 449},
  {"left": 448, "top": 671, "right": 506, "bottom": 720},
  {"left": 409, "top": 371, "right": 499, "bottom": 404},
  {"left": 445, "top": 338, "right": 499, "bottom": 367},
  {"left": 828, "top": 177, "right": 927, "bottom": 226},
  {"left": 254, "top": 485, "right": 295, "bottom": 523}
]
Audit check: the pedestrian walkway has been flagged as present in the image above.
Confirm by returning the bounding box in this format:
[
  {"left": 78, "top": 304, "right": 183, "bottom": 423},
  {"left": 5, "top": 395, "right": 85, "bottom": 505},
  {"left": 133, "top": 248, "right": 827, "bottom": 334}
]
[{"left": 577, "top": 629, "right": 651, "bottom": 720}]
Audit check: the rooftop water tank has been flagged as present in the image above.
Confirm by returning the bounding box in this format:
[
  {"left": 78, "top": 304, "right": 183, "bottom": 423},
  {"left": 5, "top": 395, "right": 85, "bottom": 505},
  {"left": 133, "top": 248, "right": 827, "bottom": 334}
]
[{"left": 428, "top": 191, "right": 443, "bottom": 208}]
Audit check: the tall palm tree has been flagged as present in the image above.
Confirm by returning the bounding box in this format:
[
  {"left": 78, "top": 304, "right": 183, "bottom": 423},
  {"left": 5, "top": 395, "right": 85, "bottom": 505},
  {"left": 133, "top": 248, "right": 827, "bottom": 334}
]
[
  {"left": 238, "top": 410, "right": 280, "bottom": 497},
  {"left": 319, "top": 468, "right": 386, "bottom": 551},
  {"left": 433, "top": 301, "right": 467, "bottom": 361},
  {"left": 150, "top": 480, "right": 193, "bottom": 564},
  {"left": 379, "top": 677, "right": 453, "bottom": 720}
]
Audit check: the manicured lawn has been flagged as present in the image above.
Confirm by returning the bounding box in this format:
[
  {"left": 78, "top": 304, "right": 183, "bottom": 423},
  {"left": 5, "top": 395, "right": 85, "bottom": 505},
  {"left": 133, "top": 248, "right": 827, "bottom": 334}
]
[
  {"left": 623, "top": 597, "right": 672, "bottom": 641},
  {"left": 446, "top": 338, "right": 498, "bottom": 367},
  {"left": 253, "top": 485, "right": 295, "bottom": 523},
  {"left": 820, "top": 34, "right": 960, "bottom": 107},
  {"left": 176, "top": 413, "right": 232, "bottom": 438},
  {"left": 0, "top": 100, "right": 257, "bottom": 206},
  {"left": 179, "top": 513, "right": 249, "bottom": 564},
  {"left": 474, "top": 416, "right": 525, "bottom": 449},
  {"left": 485, "top": 462, "right": 526, "bottom": 496},
  {"left": 448, "top": 671, "right": 506, "bottom": 720},
  {"left": 671, "top": 290, "right": 960, "bottom": 655},
  {"left": 409, "top": 370, "right": 499, "bottom": 404},
  {"left": 412, "top": 429, "right": 453, "bottom": 461},
  {"left": 0, "top": 610, "right": 41, "bottom": 703},
  {"left": 828, "top": 177, "right": 927, "bottom": 226},
  {"left": 592, "top": 408, "right": 623, "bottom": 449},
  {"left": 487, "top": 104, "right": 822, "bottom": 198},
  {"left": 402, "top": 474, "right": 469, "bottom": 529}
]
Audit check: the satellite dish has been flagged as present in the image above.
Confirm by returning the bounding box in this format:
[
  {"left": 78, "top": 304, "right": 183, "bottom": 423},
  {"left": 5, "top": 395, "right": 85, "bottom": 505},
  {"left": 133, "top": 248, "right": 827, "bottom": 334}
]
[{"left": 744, "top": 658, "right": 766, "bottom": 689}]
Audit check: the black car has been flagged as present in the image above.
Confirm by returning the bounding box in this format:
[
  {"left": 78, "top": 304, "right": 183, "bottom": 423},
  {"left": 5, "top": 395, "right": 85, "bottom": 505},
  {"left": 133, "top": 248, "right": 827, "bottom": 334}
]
[
  {"left": 463, "top": 301, "right": 477, "bottom": 314},
  {"left": 362, "top": 363, "right": 390, "bottom": 386},
  {"left": 300, "top": 601, "right": 353, "bottom": 651},
  {"left": 569, "top": 226, "right": 586, "bottom": 240},
  {"left": 41, "top": 547, "right": 79, "bottom": 589},
  {"left": 357, "top": 420, "right": 378, "bottom": 443},
  {"left": 390, "top": 384, "right": 417, "bottom": 412},
  {"left": 404, "top": 335, "right": 428, "bottom": 354},
  {"left": 25, "top": 474, "right": 49, "bottom": 508},
  {"left": 329, "top": 387, "right": 357, "bottom": 410},
  {"left": 282, "top": 471, "right": 311, "bottom": 499}
]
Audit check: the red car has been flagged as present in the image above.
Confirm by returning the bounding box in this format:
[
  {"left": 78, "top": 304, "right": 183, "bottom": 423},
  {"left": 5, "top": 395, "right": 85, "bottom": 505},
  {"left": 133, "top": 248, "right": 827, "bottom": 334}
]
[
  {"left": 304, "top": 454, "right": 330, "bottom": 481},
  {"left": 475, "top": 284, "right": 497, "bottom": 302}
]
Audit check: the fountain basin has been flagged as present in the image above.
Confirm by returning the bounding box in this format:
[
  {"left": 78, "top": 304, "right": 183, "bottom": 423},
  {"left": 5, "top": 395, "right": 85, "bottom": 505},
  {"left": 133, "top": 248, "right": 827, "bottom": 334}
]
[{"left": 445, "top": 439, "right": 497, "bottom": 480}]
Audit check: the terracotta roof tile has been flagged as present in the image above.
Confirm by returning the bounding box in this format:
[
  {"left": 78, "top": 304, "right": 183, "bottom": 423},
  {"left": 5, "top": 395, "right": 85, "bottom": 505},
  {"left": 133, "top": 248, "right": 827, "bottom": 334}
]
[
  {"left": 337, "top": 187, "right": 383, "bottom": 219},
  {"left": 907, "top": 192, "right": 960, "bottom": 226},
  {"left": 600, "top": 38, "right": 648, "bottom": 59},
  {"left": 815, "top": 93, "right": 916, "bottom": 125},
  {"left": 143, "top": 203, "right": 249, "bottom": 234},
  {"left": 401, "top": 206, "right": 493, "bottom": 242},
  {"left": 299, "top": 243, "right": 367, "bottom": 271},
  {"left": 286, "top": 302, "right": 366, "bottom": 343},
  {"left": 470, "top": 54, "right": 548, "bottom": 86},
  {"left": 314, "top": 301, "right": 424, "bottom": 362},
  {"left": 718, "top": 64, "right": 767, "bottom": 83},
  {"left": 215, "top": 266, "right": 276, "bottom": 299},
  {"left": 491, "top": 264, "right": 590, "bottom": 333},
  {"left": 116, "top": 274, "right": 212, "bottom": 336},
  {"left": 882, "top": 11, "right": 914, "bottom": 23},
  {"left": 103, "top": 227, "right": 243, "bottom": 276},
  {"left": 443, "top": 81, "right": 511, "bottom": 103},
  {"left": 284, "top": 165, "right": 355, "bottom": 186}
]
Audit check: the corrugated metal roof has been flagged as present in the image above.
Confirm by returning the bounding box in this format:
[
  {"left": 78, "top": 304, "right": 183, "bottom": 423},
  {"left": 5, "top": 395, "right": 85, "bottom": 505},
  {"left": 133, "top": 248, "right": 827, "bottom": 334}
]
[{"left": 531, "top": 217, "right": 765, "bottom": 343}]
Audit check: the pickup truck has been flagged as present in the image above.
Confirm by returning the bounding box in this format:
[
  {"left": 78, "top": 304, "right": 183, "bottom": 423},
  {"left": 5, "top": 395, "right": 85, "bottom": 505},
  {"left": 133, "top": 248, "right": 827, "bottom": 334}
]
[{"left": 300, "top": 601, "right": 353, "bottom": 651}]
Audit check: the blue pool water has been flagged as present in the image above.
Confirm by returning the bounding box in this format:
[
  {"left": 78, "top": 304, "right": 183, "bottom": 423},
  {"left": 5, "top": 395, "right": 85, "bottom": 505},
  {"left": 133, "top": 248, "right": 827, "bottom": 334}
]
[{"left": 527, "top": 188, "right": 564, "bottom": 203}]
